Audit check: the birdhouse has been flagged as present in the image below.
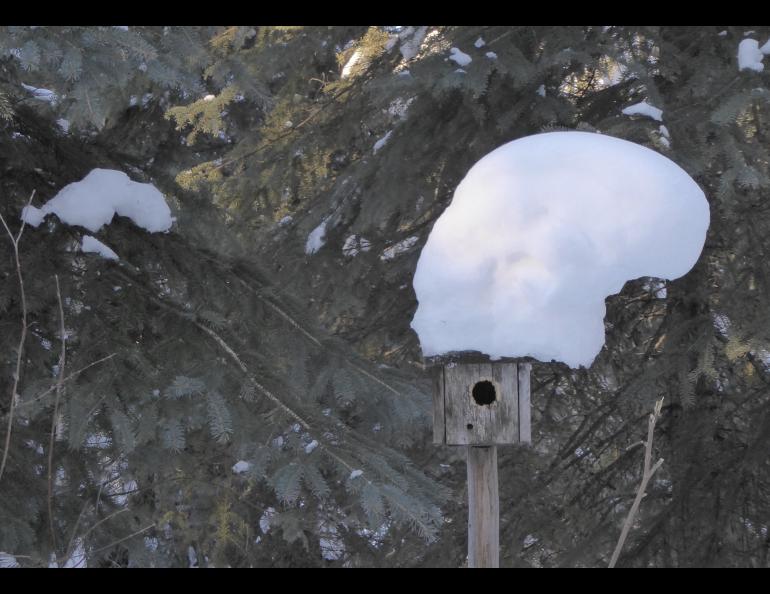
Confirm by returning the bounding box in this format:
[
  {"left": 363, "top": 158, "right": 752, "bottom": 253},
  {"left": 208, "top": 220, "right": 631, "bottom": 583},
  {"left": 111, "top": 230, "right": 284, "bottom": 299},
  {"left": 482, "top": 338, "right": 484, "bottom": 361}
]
[{"left": 431, "top": 355, "right": 531, "bottom": 446}]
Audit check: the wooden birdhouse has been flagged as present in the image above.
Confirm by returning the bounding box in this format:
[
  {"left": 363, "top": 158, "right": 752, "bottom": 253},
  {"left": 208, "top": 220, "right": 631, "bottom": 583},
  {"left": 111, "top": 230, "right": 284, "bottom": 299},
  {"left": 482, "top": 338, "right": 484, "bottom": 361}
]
[{"left": 431, "top": 355, "right": 531, "bottom": 447}]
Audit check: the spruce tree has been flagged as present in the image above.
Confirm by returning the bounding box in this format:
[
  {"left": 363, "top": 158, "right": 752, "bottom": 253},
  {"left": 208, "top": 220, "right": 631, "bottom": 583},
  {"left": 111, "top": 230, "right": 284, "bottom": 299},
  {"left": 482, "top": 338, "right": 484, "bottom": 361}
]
[{"left": 1, "top": 25, "right": 769, "bottom": 567}]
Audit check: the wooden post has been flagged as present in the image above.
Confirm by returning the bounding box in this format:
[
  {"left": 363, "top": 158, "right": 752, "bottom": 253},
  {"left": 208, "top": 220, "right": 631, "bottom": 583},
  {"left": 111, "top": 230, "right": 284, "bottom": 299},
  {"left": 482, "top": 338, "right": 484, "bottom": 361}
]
[
  {"left": 467, "top": 445, "right": 499, "bottom": 568},
  {"left": 429, "top": 354, "right": 531, "bottom": 568}
]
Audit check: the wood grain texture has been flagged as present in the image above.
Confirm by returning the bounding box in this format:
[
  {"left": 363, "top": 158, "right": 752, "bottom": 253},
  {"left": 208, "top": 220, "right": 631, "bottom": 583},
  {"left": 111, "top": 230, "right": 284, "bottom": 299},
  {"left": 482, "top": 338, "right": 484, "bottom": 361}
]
[
  {"left": 432, "top": 366, "right": 445, "bottom": 444},
  {"left": 444, "top": 363, "right": 518, "bottom": 445},
  {"left": 467, "top": 446, "right": 499, "bottom": 568},
  {"left": 518, "top": 362, "right": 532, "bottom": 445}
]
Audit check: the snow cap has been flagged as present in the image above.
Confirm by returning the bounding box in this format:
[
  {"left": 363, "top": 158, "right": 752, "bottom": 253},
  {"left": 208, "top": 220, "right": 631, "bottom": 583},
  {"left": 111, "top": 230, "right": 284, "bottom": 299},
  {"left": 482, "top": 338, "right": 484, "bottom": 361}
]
[
  {"left": 411, "top": 131, "right": 709, "bottom": 368},
  {"left": 22, "top": 168, "right": 172, "bottom": 234}
]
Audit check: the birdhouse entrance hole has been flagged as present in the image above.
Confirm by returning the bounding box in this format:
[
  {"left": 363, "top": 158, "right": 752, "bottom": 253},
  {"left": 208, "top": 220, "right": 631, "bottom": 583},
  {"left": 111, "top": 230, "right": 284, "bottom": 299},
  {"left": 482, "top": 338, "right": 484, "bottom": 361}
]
[
  {"left": 432, "top": 361, "right": 530, "bottom": 446},
  {"left": 472, "top": 380, "right": 496, "bottom": 406}
]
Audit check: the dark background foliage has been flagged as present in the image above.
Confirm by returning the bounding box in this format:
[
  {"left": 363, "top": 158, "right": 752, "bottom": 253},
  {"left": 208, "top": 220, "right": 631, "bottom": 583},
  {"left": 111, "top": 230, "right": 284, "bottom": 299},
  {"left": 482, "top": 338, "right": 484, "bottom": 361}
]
[{"left": 0, "top": 25, "right": 768, "bottom": 567}]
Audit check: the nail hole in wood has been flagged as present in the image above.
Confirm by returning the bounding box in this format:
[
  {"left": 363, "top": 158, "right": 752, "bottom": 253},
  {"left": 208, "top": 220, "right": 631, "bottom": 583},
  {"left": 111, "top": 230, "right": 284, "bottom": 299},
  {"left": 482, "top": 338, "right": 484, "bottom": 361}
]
[
  {"left": 471, "top": 380, "right": 496, "bottom": 406},
  {"left": 467, "top": 423, "right": 473, "bottom": 430}
]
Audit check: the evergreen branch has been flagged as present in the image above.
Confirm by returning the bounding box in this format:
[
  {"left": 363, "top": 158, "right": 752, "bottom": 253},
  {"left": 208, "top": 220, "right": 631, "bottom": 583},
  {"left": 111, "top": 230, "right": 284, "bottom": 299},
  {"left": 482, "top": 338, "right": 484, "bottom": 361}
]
[
  {"left": 212, "top": 58, "right": 381, "bottom": 172},
  {"left": 609, "top": 398, "right": 665, "bottom": 568},
  {"left": 0, "top": 190, "right": 35, "bottom": 485},
  {"left": 195, "top": 320, "right": 438, "bottom": 537},
  {"left": 234, "top": 276, "right": 408, "bottom": 399},
  {"left": 0, "top": 353, "right": 117, "bottom": 421},
  {"left": 63, "top": 481, "right": 106, "bottom": 565},
  {"left": 194, "top": 321, "right": 314, "bottom": 432},
  {"left": 87, "top": 523, "right": 156, "bottom": 558},
  {"left": 106, "top": 259, "right": 442, "bottom": 538},
  {"left": 47, "top": 274, "right": 66, "bottom": 559}
]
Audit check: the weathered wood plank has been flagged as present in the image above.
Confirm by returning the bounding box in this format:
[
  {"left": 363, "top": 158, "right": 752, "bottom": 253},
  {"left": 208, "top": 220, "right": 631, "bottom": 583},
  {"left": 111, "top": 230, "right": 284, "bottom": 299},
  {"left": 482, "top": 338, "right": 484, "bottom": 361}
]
[
  {"left": 444, "top": 362, "right": 518, "bottom": 445},
  {"left": 493, "top": 362, "right": 518, "bottom": 444},
  {"left": 518, "top": 362, "right": 532, "bottom": 444},
  {"left": 467, "top": 446, "right": 499, "bottom": 568},
  {"left": 432, "top": 366, "right": 445, "bottom": 444}
]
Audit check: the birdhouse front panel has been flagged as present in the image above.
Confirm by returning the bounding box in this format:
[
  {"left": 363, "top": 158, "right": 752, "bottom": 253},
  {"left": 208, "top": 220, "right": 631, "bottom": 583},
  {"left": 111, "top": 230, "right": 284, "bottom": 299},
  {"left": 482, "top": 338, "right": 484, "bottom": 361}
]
[{"left": 442, "top": 362, "right": 519, "bottom": 446}]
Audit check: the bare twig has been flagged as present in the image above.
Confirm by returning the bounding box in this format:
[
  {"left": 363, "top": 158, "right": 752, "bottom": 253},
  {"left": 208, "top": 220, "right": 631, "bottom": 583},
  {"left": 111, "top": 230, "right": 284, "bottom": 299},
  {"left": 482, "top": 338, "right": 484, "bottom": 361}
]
[
  {"left": 63, "top": 481, "right": 106, "bottom": 563},
  {"left": 0, "top": 190, "right": 36, "bottom": 485},
  {"left": 609, "top": 398, "right": 665, "bottom": 568},
  {"left": 87, "top": 523, "right": 155, "bottom": 557},
  {"left": 2, "top": 353, "right": 117, "bottom": 419},
  {"left": 234, "top": 276, "right": 407, "bottom": 398},
  {"left": 74, "top": 508, "right": 129, "bottom": 543},
  {"left": 47, "top": 274, "right": 66, "bottom": 559}
]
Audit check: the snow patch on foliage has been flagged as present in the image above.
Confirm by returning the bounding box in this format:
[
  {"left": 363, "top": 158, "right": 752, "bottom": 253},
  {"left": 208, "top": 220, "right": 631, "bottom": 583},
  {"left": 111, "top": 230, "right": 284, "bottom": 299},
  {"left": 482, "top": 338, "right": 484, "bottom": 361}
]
[
  {"left": 738, "top": 39, "right": 764, "bottom": 72},
  {"left": 319, "top": 521, "right": 345, "bottom": 560},
  {"left": 411, "top": 131, "right": 709, "bottom": 368},
  {"left": 232, "top": 460, "right": 251, "bottom": 474},
  {"left": 21, "top": 83, "right": 57, "bottom": 103},
  {"left": 474, "top": 37, "right": 486, "bottom": 48},
  {"left": 63, "top": 539, "right": 86, "bottom": 568},
  {"left": 342, "top": 234, "right": 371, "bottom": 257},
  {"left": 373, "top": 130, "right": 393, "bottom": 154},
  {"left": 712, "top": 313, "right": 731, "bottom": 337},
  {"left": 21, "top": 204, "right": 45, "bottom": 227},
  {"left": 381, "top": 235, "right": 419, "bottom": 260},
  {"left": 259, "top": 507, "right": 276, "bottom": 533},
  {"left": 21, "top": 169, "right": 173, "bottom": 234},
  {"left": 387, "top": 96, "right": 415, "bottom": 120},
  {"left": 341, "top": 50, "right": 362, "bottom": 78},
  {"left": 85, "top": 433, "right": 111, "bottom": 449},
  {"left": 449, "top": 47, "right": 472, "bottom": 67},
  {"left": 622, "top": 101, "right": 663, "bottom": 121},
  {"left": 399, "top": 26, "right": 428, "bottom": 61},
  {"left": 305, "top": 216, "right": 330, "bottom": 255},
  {"left": 81, "top": 235, "right": 119, "bottom": 261}
]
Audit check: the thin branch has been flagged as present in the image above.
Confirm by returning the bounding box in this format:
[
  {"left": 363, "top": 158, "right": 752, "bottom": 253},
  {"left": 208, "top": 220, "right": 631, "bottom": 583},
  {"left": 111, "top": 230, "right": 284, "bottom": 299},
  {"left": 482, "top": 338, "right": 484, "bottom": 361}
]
[
  {"left": 609, "top": 398, "right": 665, "bottom": 568},
  {"left": 87, "top": 523, "right": 155, "bottom": 557},
  {"left": 234, "top": 276, "right": 408, "bottom": 398},
  {"left": 1, "top": 353, "right": 117, "bottom": 420},
  {"left": 0, "top": 190, "right": 36, "bottom": 485},
  {"left": 64, "top": 481, "right": 106, "bottom": 563},
  {"left": 212, "top": 59, "right": 381, "bottom": 172},
  {"left": 47, "top": 274, "right": 66, "bottom": 559},
  {"left": 194, "top": 320, "right": 433, "bottom": 534},
  {"left": 107, "top": 263, "right": 431, "bottom": 533},
  {"left": 75, "top": 508, "right": 129, "bottom": 543}
]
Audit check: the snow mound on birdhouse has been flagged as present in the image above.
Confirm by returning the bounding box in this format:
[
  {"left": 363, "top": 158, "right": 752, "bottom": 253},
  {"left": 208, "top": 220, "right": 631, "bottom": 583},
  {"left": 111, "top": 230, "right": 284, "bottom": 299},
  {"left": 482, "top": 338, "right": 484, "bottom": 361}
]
[
  {"left": 411, "top": 131, "right": 709, "bottom": 368},
  {"left": 21, "top": 169, "right": 173, "bottom": 233}
]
